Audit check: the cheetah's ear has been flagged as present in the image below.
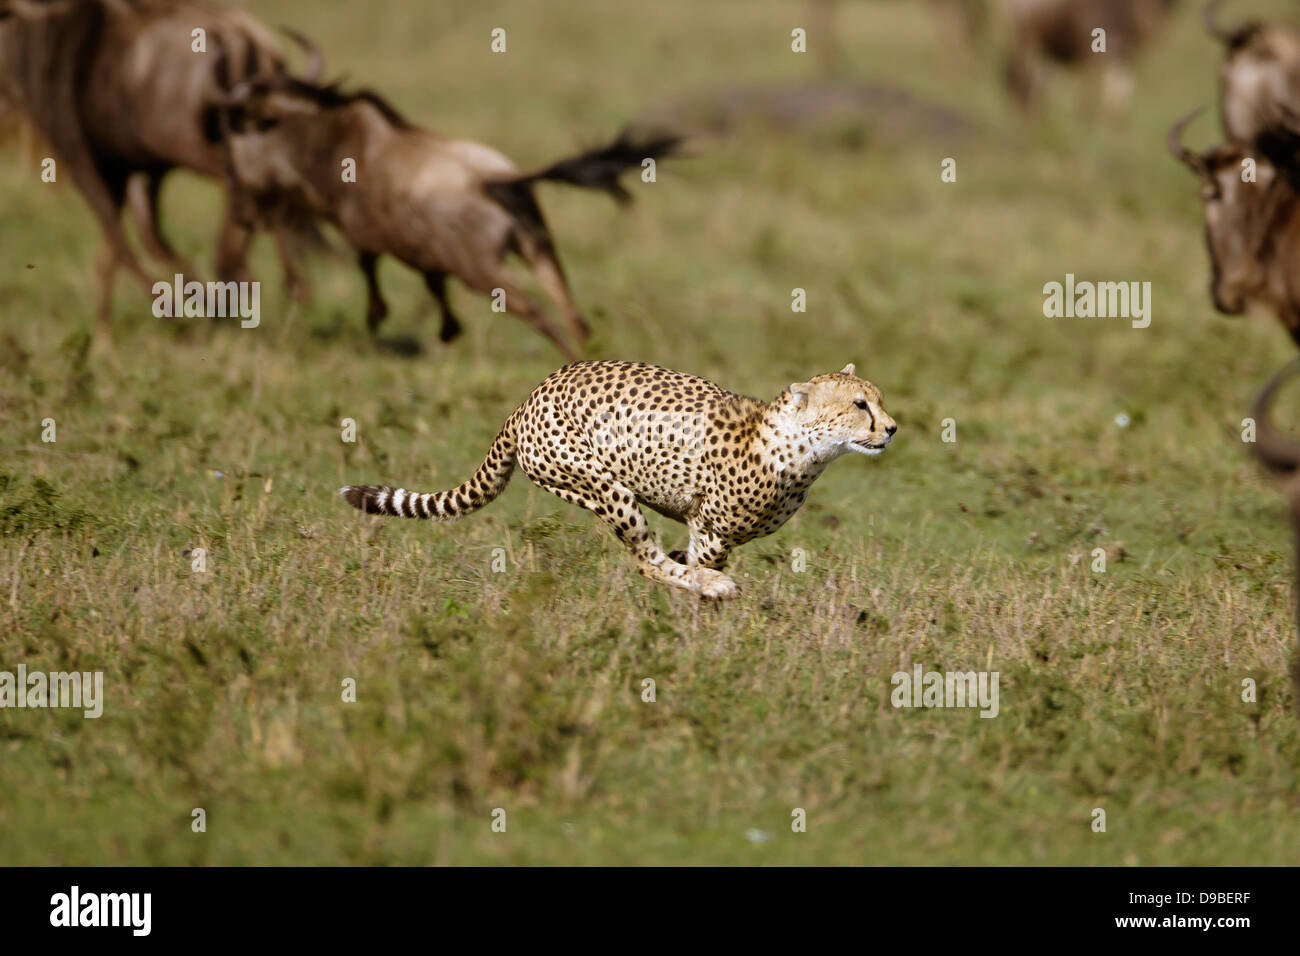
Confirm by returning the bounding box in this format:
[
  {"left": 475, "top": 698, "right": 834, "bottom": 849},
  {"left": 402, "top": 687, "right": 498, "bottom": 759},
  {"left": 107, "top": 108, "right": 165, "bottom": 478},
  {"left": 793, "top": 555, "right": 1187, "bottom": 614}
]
[
  {"left": 839, "top": 363, "right": 856, "bottom": 377},
  {"left": 789, "top": 381, "right": 810, "bottom": 408}
]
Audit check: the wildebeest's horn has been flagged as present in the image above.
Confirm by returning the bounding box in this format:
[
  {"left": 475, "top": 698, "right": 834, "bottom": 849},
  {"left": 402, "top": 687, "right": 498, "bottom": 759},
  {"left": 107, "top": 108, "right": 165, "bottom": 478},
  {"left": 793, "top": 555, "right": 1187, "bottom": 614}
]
[
  {"left": 1167, "top": 106, "right": 1208, "bottom": 175},
  {"left": 1251, "top": 358, "right": 1300, "bottom": 477},
  {"left": 1201, "top": 0, "right": 1261, "bottom": 46},
  {"left": 1202, "top": 0, "right": 1235, "bottom": 42},
  {"left": 281, "top": 27, "right": 323, "bottom": 83}
]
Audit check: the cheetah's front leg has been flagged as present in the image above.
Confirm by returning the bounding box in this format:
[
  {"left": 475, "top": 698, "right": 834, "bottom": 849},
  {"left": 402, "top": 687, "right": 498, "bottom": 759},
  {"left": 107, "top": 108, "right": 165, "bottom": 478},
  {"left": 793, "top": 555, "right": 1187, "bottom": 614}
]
[{"left": 535, "top": 477, "right": 738, "bottom": 599}]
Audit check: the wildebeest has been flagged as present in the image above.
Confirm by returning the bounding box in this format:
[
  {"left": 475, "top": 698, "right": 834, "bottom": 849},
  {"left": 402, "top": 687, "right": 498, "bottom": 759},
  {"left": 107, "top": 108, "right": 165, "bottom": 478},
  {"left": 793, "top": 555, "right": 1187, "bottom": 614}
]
[
  {"left": 1247, "top": 356, "right": 1300, "bottom": 714},
  {"left": 214, "top": 74, "right": 680, "bottom": 360},
  {"left": 1169, "top": 107, "right": 1300, "bottom": 345},
  {"left": 1203, "top": 0, "right": 1300, "bottom": 184},
  {"left": 0, "top": 0, "right": 321, "bottom": 329},
  {"left": 1003, "top": 0, "right": 1180, "bottom": 113}
]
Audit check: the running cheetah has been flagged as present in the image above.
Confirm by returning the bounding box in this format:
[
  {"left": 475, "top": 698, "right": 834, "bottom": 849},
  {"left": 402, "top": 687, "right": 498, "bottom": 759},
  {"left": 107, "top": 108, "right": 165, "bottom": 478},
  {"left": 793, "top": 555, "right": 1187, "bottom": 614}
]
[{"left": 340, "top": 360, "right": 897, "bottom": 597}]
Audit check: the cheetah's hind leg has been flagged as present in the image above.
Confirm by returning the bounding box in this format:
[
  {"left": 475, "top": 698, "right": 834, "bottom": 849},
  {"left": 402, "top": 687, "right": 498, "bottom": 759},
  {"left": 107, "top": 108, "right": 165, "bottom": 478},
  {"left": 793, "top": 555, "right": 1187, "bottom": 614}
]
[
  {"left": 668, "top": 525, "right": 731, "bottom": 571},
  {"left": 531, "top": 476, "right": 738, "bottom": 599}
]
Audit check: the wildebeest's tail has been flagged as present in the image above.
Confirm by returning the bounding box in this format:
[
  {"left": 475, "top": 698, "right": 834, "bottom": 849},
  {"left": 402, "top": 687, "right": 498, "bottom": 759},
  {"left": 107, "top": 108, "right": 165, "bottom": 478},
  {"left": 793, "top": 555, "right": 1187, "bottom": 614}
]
[
  {"left": 488, "top": 128, "right": 681, "bottom": 213},
  {"left": 340, "top": 414, "right": 518, "bottom": 520}
]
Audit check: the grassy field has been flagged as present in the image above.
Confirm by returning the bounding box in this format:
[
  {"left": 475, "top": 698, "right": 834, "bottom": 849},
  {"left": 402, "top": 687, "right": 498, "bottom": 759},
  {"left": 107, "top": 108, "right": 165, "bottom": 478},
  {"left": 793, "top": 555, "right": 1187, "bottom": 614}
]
[{"left": 2, "top": 0, "right": 1299, "bottom": 865}]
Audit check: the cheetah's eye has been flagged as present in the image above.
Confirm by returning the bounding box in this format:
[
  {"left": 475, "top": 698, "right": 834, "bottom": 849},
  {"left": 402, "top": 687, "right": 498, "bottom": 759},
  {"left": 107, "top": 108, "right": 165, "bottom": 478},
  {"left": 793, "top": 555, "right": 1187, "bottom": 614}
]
[{"left": 853, "top": 400, "right": 868, "bottom": 410}]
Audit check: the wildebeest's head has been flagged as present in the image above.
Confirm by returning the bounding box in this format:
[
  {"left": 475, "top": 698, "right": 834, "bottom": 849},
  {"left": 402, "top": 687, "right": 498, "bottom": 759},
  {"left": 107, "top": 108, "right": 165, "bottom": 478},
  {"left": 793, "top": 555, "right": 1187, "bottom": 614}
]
[
  {"left": 208, "top": 51, "right": 410, "bottom": 231},
  {"left": 1168, "top": 106, "right": 1298, "bottom": 317},
  {"left": 1204, "top": 0, "right": 1300, "bottom": 159}
]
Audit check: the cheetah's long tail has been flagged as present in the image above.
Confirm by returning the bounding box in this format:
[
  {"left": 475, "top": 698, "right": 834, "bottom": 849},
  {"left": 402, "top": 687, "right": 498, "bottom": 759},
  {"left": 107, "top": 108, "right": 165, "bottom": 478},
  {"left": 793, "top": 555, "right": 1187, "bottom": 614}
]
[{"left": 340, "top": 415, "right": 517, "bottom": 520}]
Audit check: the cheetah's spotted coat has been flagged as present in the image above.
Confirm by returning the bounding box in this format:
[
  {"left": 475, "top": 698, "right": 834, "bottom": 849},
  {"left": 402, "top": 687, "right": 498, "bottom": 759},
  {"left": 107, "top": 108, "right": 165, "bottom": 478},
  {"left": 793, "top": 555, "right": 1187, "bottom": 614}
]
[{"left": 341, "top": 360, "right": 896, "bottom": 597}]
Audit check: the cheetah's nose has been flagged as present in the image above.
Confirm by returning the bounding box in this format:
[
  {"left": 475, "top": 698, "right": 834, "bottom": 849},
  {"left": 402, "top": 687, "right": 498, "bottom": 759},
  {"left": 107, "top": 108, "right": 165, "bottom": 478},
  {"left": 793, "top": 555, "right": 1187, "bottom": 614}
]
[{"left": 886, "top": 424, "right": 897, "bottom": 436}]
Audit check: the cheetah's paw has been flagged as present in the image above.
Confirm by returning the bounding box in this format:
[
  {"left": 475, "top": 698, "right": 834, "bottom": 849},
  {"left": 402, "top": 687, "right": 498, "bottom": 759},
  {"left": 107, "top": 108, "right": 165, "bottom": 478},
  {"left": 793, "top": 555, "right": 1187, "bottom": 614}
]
[{"left": 693, "top": 568, "right": 739, "bottom": 600}]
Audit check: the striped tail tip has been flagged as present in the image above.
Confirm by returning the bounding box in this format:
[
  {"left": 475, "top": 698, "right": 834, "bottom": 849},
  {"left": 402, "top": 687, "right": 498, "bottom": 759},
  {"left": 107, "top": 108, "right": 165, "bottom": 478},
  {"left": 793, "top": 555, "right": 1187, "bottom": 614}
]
[{"left": 340, "top": 484, "right": 384, "bottom": 513}]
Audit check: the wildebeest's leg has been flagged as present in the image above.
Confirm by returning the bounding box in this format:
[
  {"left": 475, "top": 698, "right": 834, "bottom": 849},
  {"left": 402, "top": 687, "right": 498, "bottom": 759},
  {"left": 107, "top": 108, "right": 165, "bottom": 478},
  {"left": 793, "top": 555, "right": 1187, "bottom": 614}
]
[
  {"left": 359, "top": 251, "right": 388, "bottom": 334},
  {"left": 91, "top": 172, "right": 152, "bottom": 335},
  {"left": 1100, "top": 61, "right": 1135, "bottom": 115},
  {"left": 274, "top": 227, "right": 311, "bottom": 304},
  {"left": 423, "top": 271, "right": 462, "bottom": 343},
  {"left": 127, "top": 173, "right": 198, "bottom": 276},
  {"left": 523, "top": 244, "right": 590, "bottom": 346},
  {"left": 94, "top": 237, "right": 118, "bottom": 337},
  {"left": 1004, "top": 48, "right": 1039, "bottom": 114},
  {"left": 464, "top": 271, "right": 576, "bottom": 361},
  {"left": 53, "top": 140, "right": 152, "bottom": 300},
  {"left": 214, "top": 200, "right": 254, "bottom": 284}
]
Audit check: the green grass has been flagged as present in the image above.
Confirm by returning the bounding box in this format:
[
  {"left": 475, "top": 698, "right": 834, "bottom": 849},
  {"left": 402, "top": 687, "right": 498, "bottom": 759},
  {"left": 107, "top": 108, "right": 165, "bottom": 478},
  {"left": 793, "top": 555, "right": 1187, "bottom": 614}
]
[{"left": 1, "top": 0, "right": 1298, "bottom": 864}]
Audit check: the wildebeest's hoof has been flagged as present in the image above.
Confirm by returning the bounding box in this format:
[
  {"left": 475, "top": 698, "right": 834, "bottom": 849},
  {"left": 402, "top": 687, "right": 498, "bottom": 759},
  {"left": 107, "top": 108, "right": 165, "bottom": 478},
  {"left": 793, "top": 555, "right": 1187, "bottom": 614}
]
[{"left": 439, "top": 316, "right": 463, "bottom": 343}]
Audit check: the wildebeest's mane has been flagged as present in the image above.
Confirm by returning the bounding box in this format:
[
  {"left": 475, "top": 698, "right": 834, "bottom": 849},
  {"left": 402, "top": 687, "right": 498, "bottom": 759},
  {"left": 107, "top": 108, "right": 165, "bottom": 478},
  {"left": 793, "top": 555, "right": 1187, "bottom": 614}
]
[{"left": 279, "top": 76, "right": 412, "bottom": 129}]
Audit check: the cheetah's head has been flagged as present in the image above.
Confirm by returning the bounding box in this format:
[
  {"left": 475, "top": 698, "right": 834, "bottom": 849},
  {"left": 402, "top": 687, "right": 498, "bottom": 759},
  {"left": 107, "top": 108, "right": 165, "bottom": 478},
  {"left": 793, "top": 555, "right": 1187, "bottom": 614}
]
[{"left": 787, "top": 364, "right": 897, "bottom": 461}]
